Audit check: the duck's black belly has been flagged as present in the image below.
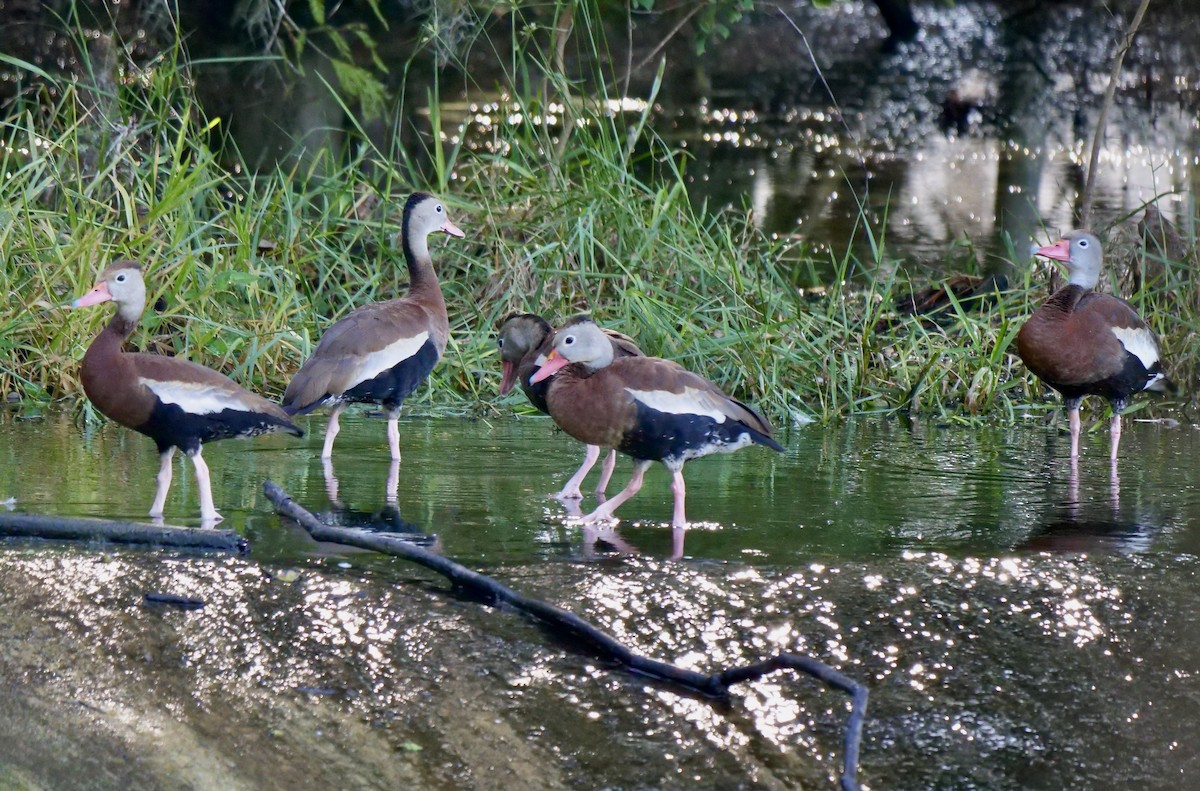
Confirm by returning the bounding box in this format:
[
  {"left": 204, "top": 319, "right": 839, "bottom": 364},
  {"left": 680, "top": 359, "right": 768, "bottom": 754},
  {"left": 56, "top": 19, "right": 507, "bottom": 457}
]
[
  {"left": 343, "top": 338, "right": 440, "bottom": 410},
  {"left": 139, "top": 401, "right": 295, "bottom": 453},
  {"left": 1048, "top": 351, "right": 1156, "bottom": 404},
  {"left": 618, "top": 402, "right": 754, "bottom": 467}
]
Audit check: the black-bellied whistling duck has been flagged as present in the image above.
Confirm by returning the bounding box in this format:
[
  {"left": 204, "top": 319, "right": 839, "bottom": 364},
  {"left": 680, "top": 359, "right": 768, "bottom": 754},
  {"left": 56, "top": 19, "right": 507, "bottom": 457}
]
[
  {"left": 72, "top": 262, "right": 302, "bottom": 523},
  {"left": 282, "top": 192, "right": 464, "bottom": 460},
  {"left": 497, "top": 312, "right": 643, "bottom": 499},
  {"left": 529, "top": 316, "right": 784, "bottom": 527},
  {"left": 1017, "top": 229, "right": 1173, "bottom": 461}
]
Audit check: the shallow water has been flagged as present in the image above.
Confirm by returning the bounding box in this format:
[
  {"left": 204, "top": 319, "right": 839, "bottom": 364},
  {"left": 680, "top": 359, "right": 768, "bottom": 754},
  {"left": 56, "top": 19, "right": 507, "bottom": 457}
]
[{"left": 3, "top": 407, "right": 1200, "bottom": 789}]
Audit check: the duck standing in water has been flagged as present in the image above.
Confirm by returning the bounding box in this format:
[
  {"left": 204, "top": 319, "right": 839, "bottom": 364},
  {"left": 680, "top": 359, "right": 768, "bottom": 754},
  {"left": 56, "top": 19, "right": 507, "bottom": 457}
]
[
  {"left": 282, "top": 192, "right": 464, "bottom": 460},
  {"left": 530, "top": 316, "right": 783, "bottom": 527},
  {"left": 497, "top": 312, "right": 642, "bottom": 499},
  {"left": 1017, "top": 229, "right": 1173, "bottom": 460},
  {"left": 72, "top": 262, "right": 302, "bottom": 523}
]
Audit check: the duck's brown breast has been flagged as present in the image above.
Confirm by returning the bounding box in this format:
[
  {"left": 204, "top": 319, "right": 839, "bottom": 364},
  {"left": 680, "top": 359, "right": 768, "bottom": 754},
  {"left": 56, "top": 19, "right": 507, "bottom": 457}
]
[{"left": 1018, "top": 288, "right": 1152, "bottom": 389}]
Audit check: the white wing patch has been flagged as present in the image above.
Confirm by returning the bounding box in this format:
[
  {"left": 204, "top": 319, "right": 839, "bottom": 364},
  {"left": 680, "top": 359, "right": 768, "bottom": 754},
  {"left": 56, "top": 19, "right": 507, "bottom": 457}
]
[
  {"left": 1111, "top": 326, "right": 1159, "bottom": 370},
  {"left": 627, "top": 386, "right": 727, "bottom": 422},
  {"left": 354, "top": 331, "right": 430, "bottom": 385},
  {"left": 141, "top": 378, "right": 244, "bottom": 415}
]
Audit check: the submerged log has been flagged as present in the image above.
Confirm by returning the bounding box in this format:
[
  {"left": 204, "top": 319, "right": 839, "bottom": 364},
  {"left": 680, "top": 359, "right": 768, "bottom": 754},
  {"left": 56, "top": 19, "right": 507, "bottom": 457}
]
[
  {"left": 143, "top": 592, "right": 206, "bottom": 610},
  {"left": 0, "top": 513, "right": 246, "bottom": 552},
  {"left": 263, "top": 480, "right": 870, "bottom": 791}
]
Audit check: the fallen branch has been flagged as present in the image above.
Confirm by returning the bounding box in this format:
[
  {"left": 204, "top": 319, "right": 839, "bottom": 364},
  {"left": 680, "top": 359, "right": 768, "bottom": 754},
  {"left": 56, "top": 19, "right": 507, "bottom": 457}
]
[
  {"left": 0, "top": 512, "right": 246, "bottom": 552},
  {"left": 263, "top": 480, "right": 869, "bottom": 791}
]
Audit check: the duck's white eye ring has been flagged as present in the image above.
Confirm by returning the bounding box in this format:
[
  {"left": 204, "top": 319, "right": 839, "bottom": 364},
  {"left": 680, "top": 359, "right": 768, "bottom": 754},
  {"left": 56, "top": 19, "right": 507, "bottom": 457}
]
[
  {"left": 497, "top": 338, "right": 505, "bottom": 348},
  {"left": 436, "top": 204, "right": 444, "bottom": 213},
  {"left": 115, "top": 273, "right": 127, "bottom": 282},
  {"left": 563, "top": 335, "right": 576, "bottom": 345},
  {"left": 1078, "top": 239, "right": 1089, "bottom": 248}
]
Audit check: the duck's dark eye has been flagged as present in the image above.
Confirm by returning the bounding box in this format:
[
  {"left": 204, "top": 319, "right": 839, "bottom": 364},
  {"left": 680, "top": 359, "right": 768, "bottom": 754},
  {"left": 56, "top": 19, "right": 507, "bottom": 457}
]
[
  {"left": 563, "top": 335, "right": 575, "bottom": 346},
  {"left": 436, "top": 204, "right": 444, "bottom": 213},
  {"left": 1078, "top": 239, "right": 1089, "bottom": 248},
  {"left": 497, "top": 338, "right": 504, "bottom": 349},
  {"left": 115, "top": 273, "right": 127, "bottom": 283}
]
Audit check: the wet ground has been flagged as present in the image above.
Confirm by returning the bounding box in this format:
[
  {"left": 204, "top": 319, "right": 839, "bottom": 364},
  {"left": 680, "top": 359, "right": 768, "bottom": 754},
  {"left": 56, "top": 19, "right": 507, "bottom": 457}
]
[{"left": 4, "top": 407, "right": 1200, "bottom": 789}]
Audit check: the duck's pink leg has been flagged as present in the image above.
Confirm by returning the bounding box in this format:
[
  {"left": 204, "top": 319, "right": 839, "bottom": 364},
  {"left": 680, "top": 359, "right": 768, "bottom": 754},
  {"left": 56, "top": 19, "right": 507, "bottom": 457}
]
[
  {"left": 321, "top": 402, "right": 346, "bottom": 460},
  {"left": 670, "top": 469, "right": 687, "bottom": 528},
  {"left": 1109, "top": 412, "right": 1122, "bottom": 462},
  {"left": 671, "top": 527, "right": 686, "bottom": 560},
  {"left": 557, "top": 444, "right": 600, "bottom": 500},
  {"left": 1068, "top": 456, "right": 1080, "bottom": 508},
  {"left": 1068, "top": 404, "right": 1082, "bottom": 459},
  {"left": 322, "top": 457, "right": 340, "bottom": 503},
  {"left": 1110, "top": 457, "right": 1120, "bottom": 511},
  {"left": 189, "top": 447, "right": 222, "bottom": 524},
  {"left": 149, "top": 447, "right": 175, "bottom": 517},
  {"left": 581, "top": 461, "right": 650, "bottom": 524},
  {"left": 387, "top": 408, "right": 402, "bottom": 461},
  {"left": 595, "top": 449, "right": 619, "bottom": 496}
]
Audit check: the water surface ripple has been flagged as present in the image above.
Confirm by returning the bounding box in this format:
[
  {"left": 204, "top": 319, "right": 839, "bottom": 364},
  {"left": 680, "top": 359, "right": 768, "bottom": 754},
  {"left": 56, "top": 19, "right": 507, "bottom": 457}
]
[{"left": 2, "top": 409, "right": 1199, "bottom": 789}]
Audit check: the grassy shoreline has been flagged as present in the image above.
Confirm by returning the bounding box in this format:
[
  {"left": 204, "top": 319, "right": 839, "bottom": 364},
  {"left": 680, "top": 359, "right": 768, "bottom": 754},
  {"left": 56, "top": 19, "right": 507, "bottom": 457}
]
[{"left": 0, "top": 36, "right": 1191, "bottom": 430}]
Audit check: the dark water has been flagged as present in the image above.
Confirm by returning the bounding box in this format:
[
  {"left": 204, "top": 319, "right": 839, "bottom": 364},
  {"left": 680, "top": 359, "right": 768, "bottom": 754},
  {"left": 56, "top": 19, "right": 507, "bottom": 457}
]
[
  {"left": 652, "top": 1, "right": 1200, "bottom": 270},
  {"left": 3, "top": 406, "right": 1200, "bottom": 789}
]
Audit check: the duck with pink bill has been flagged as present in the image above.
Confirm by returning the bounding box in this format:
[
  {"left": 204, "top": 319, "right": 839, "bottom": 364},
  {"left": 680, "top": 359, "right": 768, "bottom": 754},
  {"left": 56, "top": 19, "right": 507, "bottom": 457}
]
[
  {"left": 72, "top": 262, "right": 302, "bottom": 524},
  {"left": 497, "top": 312, "right": 643, "bottom": 499},
  {"left": 529, "top": 316, "right": 783, "bottom": 528},
  {"left": 1017, "top": 229, "right": 1174, "bottom": 461},
  {"left": 282, "top": 192, "right": 464, "bottom": 462}
]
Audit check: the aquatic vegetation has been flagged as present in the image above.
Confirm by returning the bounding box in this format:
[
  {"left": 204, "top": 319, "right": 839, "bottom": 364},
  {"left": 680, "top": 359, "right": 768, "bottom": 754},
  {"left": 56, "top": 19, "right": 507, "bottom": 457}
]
[{"left": 0, "top": 9, "right": 1190, "bottom": 431}]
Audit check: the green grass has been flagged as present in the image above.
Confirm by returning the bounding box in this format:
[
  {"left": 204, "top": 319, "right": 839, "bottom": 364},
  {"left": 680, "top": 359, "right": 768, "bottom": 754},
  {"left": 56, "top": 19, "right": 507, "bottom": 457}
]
[{"left": 0, "top": 18, "right": 1190, "bottom": 431}]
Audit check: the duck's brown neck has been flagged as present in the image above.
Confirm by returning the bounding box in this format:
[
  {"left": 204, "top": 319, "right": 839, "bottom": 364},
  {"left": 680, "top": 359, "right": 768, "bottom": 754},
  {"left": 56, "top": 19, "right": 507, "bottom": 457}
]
[
  {"left": 85, "top": 313, "right": 136, "bottom": 361},
  {"left": 79, "top": 312, "right": 139, "bottom": 414},
  {"left": 560, "top": 362, "right": 600, "bottom": 383}
]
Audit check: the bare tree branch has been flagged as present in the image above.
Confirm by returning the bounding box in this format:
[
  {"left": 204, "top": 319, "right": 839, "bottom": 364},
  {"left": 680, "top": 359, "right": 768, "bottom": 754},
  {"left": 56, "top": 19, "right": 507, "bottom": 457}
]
[
  {"left": 0, "top": 513, "right": 246, "bottom": 551},
  {"left": 1081, "top": 0, "right": 1153, "bottom": 228},
  {"left": 263, "top": 480, "right": 870, "bottom": 791}
]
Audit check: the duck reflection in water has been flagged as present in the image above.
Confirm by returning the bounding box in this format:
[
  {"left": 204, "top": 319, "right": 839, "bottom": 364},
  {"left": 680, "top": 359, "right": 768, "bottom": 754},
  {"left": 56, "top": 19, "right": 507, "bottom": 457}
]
[
  {"left": 319, "top": 458, "right": 435, "bottom": 546},
  {"left": 552, "top": 499, "right": 686, "bottom": 559},
  {"left": 323, "top": 457, "right": 400, "bottom": 505},
  {"left": 556, "top": 495, "right": 639, "bottom": 558},
  {"left": 557, "top": 496, "right": 687, "bottom": 560},
  {"left": 1022, "top": 458, "right": 1158, "bottom": 554}
]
